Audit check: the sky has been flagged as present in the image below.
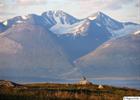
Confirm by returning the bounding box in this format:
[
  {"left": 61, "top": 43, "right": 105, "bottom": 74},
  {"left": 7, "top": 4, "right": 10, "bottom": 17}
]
[{"left": 0, "top": 0, "right": 140, "bottom": 23}]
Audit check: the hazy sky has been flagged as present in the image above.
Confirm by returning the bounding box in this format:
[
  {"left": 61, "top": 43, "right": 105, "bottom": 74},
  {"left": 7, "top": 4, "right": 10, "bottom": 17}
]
[{"left": 0, "top": 0, "right": 140, "bottom": 23}]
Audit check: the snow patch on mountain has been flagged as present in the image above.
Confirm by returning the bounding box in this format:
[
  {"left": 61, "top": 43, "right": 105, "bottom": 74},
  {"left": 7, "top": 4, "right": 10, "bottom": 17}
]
[
  {"left": 108, "top": 24, "right": 140, "bottom": 38},
  {"left": 88, "top": 12, "right": 101, "bottom": 20},
  {"left": 50, "top": 19, "right": 90, "bottom": 36},
  {"left": 88, "top": 16, "right": 97, "bottom": 20},
  {"left": 21, "top": 15, "right": 28, "bottom": 20},
  {"left": 133, "top": 30, "right": 140, "bottom": 35},
  {"left": 96, "top": 23, "right": 101, "bottom": 27},
  {"left": 16, "top": 20, "right": 23, "bottom": 24},
  {"left": 3, "top": 20, "right": 8, "bottom": 26}
]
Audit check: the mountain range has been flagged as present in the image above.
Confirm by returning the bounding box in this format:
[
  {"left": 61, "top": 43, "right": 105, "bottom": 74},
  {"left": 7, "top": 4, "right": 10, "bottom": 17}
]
[{"left": 0, "top": 10, "right": 140, "bottom": 82}]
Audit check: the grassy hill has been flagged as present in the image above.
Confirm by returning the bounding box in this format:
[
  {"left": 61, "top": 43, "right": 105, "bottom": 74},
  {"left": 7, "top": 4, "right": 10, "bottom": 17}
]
[{"left": 0, "top": 80, "right": 140, "bottom": 100}]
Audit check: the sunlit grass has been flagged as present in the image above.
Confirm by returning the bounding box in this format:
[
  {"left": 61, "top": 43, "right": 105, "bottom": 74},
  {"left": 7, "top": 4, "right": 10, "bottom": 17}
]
[{"left": 0, "top": 83, "right": 140, "bottom": 100}]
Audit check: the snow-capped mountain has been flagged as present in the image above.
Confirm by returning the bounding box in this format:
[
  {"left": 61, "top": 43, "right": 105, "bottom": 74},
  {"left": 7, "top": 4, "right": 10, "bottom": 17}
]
[
  {"left": 89, "top": 12, "right": 140, "bottom": 38},
  {"left": 50, "top": 19, "right": 111, "bottom": 61},
  {"left": 88, "top": 12, "right": 124, "bottom": 30},
  {"left": 0, "top": 10, "right": 140, "bottom": 82},
  {"left": 48, "top": 11, "right": 118, "bottom": 60},
  {"left": 1, "top": 10, "right": 139, "bottom": 61},
  {"left": 50, "top": 11, "right": 140, "bottom": 38},
  {"left": 0, "top": 14, "right": 49, "bottom": 33},
  {"left": 42, "top": 10, "right": 79, "bottom": 27},
  {"left": 1, "top": 10, "right": 139, "bottom": 38}
]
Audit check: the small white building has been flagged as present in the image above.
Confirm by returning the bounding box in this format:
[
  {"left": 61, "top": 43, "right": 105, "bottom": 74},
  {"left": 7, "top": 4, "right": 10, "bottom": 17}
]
[
  {"left": 98, "top": 84, "right": 104, "bottom": 89},
  {"left": 78, "top": 76, "right": 92, "bottom": 85}
]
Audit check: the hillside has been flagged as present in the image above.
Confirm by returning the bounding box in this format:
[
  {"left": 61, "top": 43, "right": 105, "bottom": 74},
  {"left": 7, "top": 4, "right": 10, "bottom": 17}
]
[
  {"left": 75, "top": 31, "right": 140, "bottom": 78},
  {"left": 0, "top": 80, "right": 140, "bottom": 100},
  {"left": 0, "top": 22, "right": 80, "bottom": 81}
]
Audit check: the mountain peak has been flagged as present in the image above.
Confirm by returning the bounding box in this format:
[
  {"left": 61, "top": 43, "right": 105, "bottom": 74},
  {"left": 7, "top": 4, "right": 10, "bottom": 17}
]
[
  {"left": 51, "top": 10, "right": 66, "bottom": 14},
  {"left": 96, "top": 11, "right": 105, "bottom": 16},
  {"left": 42, "top": 10, "right": 68, "bottom": 17},
  {"left": 42, "top": 10, "right": 79, "bottom": 26},
  {"left": 88, "top": 11, "right": 105, "bottom": 20}
]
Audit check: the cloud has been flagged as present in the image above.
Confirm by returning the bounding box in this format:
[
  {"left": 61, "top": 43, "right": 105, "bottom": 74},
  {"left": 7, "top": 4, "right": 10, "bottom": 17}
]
[
  {"left": 0, "top": 2, "right": 4, "bottom": 7},
  {"left": 136, "top": 4, "right": 140, "bottom": 7},
  {"left": 17, "top": 0, "right": 48, "bottom": 6},
  {"left": 71, "top": 0, "right": 137, "bottom": 10},
  {"left": 0, "top": 12, "right": 15, "bottom": 15},
  {"left": 102, "top": 0, "right": 134, "bottom": 10},
  {"left": 0, "top": 0, "right": 139, "bottom": 23},
  {"left": 0, "top": 0, "right": 48, "bottom": 6},
  {"left": 135, "top": 0, "right": 140, "bottom": 7},
  {"left": 1, "top": 0, "right": 137, "bottom": 10}
]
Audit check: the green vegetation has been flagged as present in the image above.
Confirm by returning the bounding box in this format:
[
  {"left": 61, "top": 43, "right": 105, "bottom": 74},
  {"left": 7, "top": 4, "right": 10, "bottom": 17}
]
[{"left": 0, "top": 83, "right": 140, "bottom": 100}]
